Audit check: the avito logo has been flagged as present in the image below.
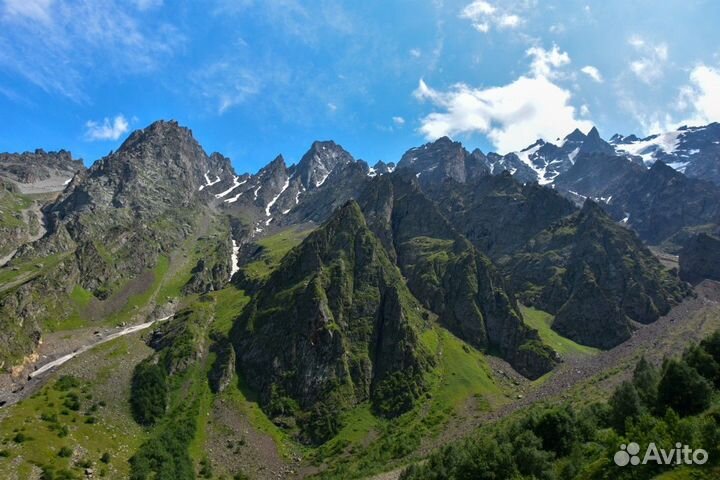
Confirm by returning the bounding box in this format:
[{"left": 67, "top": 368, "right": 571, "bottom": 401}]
[{"left": 614, "top": 442, "right": 708, "bottom": 466}]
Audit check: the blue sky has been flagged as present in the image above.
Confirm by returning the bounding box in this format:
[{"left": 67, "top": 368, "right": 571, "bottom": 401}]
[{"left": 1, "top": 0, "right": 720, "bottom": 174}]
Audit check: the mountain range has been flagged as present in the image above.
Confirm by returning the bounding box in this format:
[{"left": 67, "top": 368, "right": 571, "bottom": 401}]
[{"left": 1, "top": 119, "right": 719, "bottom": 479}]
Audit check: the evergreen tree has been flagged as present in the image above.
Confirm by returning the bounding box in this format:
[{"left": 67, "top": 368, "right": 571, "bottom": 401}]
[{"left": 658, "top": 359, "right": 712, "bottom": 416}]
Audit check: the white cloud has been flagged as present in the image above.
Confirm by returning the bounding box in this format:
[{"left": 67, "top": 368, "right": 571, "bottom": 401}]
[
  {"left": 498, "top": 14, "right": 520, "bottom": 28},
  {"left": 192, "top": 61, "right": 261, "bottom": 115},
  {"left": 580, "top": 104, "right": 590, "bottom": 116},
  {"left": 2, "top": 0, "right": 53, "bottom": 24},
  {"left": 327, "top": 102, "right": 338, "bottom": 112},
  {"left": 460, "top": 0, "right": 523, "bottom": 33},
  {"left": 527, "top": 44, "right": 570, "bottom": 78},
  {"left": 392, "top": 116, "right": 405, "bottom": 126},
  {"left": 414, "top": 76, "right": 592, "bottom": 153},
  {"left": 0, "top": 0, "right": 182, "bottom": 101},
  {"left": 410, "top": 48, "right": 421, "bottom": 58},
  {"left": 675, "top": 65, "right": 720, "bottom": 127},
  {"left": 580, "top": 65, "right": 603, "bottom": 83},
  {"left": 628, "top": 35, "right": 668, "bottom": 84},
  {"left": 84, "top": 115, "right": 130, "bottom": 141}
]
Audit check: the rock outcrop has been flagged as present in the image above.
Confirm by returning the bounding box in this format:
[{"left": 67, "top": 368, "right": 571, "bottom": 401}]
[{"left": 680, "top": 233, "right": 720, "bottom": 283}]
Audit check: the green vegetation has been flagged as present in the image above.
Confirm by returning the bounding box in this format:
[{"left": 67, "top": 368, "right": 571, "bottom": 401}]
[
  {"left": 240, "top": 225, "right": 312, "bottom": 282},
  {"left": 401, "top": 329, "right": 720, "bottom": 480},
  {"left": 306, "top": 327, "right": 504, "bottom": 479},
  {"left": 130, "top": 362, "right": 168, "bottom": 426},
  {"left": 209, "top": 286, "right": 250, "bottom": 336},
  {"left": 0, "top": 190, "right": 31, "bottom": 224},
  {"left": 520, "top": 306, "right": 599, "bottom": 358},
  {"left": 0, "top": 367, "right": 147, "bottom": 479},
  {"left": 128, "top": 299, "right": 216, "bottom": 479}
]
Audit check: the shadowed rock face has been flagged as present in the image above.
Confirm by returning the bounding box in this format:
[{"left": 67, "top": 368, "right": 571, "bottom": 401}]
[
  {"left": 680, "top": 233, "right": 720, "bottom": 284},
  {"left": 506, "top": 200, "right": 690, "bottom": 349},
  {"left": 397, "top": 136, "right": 490, "bottom": 185},
  {"left": 359, "top": 173, "right": 558, "bottom": 378},
  {"left": 424, "top": 171, "right": 577, "bottom": 259}
]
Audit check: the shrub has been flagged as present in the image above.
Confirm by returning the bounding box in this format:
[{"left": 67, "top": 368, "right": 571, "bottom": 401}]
[
  {"left": 58, "top": 446, "right": 73, "bottom": 457},
  {"left": 130, "top": 361, "right": 168, "bottom": 426}
]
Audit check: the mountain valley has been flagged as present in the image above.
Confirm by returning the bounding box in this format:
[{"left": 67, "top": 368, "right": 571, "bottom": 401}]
[{"left": 1, "top": 120, "right": 719, "bottom": 479}]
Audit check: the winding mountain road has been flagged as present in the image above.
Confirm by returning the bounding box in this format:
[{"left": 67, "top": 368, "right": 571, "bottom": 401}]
[{"left": 0, "top": 314, "right": 172, "bottom": 408}]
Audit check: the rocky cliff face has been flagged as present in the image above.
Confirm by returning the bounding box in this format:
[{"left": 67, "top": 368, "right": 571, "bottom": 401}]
[
  {"left": 359, "top": 173, "right": 557, "bottom": 377},
  {"left": 232, "top": 202, "right": 434, "bottom": 442},
  {"left": 397, "top": 136, "right": 490, "bottom": 185},
  {"left": 424, "top": 172, "right": 577, "bottom": 259},
  {"left": 506, "top": 201, "right": 690, "bottom": 348},
  {"left": 35, "top": 120, "right": 221, "bottom": 292},
  {"left": 680, "top": 233, "right": 720, "bottom": 283},
  {"left": 0, "top": 149, "right": 84, "bottom": 192}
]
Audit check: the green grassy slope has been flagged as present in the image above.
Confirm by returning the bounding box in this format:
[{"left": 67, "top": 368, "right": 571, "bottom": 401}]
[{"left": 521, "top": 306, "right": 599, "bottom": 358}]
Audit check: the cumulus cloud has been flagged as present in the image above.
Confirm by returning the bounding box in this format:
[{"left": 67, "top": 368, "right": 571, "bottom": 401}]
[
  {"left": 414, "top": 76, "right": 592, "bottom": 153},
  {"left": 527, "top": 44, "right": 570, "bottom": 79},
  {"left": 580, "top": 65, "right": 603, "bottom": 83},
  {"left": 460, "top": 1, "right": 523, "bottom": 33},
  {"left": 675, "top": 65, "right": 720, "bottom": 127},
  {"left": 628, "top": 35, "right": 668, "bottom": 84},
  {"left": 413, "top": 42, "right": 592, "bottom": 152},
  {"left": 84, "top": 115, "right": 130, "bottom": 141},
  {"left": 392, "top": 116, "right": 406, "bottom": 126}
]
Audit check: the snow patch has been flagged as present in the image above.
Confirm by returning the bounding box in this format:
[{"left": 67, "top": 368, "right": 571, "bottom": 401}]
[
  {"left": 315, "top": 171, "right": 330, "bottom": 187},
  {"left": 265, "top": 178, "right": 290, "bottom": 216},
  {"left": 614, "top": 130, "right": 683, "bottom": 165},
  {"left": 199, "top": 170, "right": 221, "bottom": 191},
  {"left": 667, "top": 161, "right": 691, "bottom": 173},
  {"left": 513, "top": 143, "right": 546, "bottom": 183},
  {"left": 216, "top": 176, "right": 247, "bottom": 198},
  {"left": 568, "top": 147, "right": 580, "bottom": 163},
  {"left": 229, "top": 239, "right": 240, "bottom": 280}
]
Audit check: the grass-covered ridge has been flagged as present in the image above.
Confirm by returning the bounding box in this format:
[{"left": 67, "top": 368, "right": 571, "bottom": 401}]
[
  {"left": 520, "top": 306, "right": 599, "bottom": 358},
  {"left": 239, "top": 225, "right": 313, "bottom": 284}
]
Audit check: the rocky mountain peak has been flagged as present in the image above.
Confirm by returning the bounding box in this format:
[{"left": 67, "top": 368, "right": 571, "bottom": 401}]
[
  {"left": 396, "top": 136, "right": 490, "bottom": 184},
  {"left": 564, "top": 128, "right": 587, "bottom": 143},
  {"left": 118, "top": 120, "right": 196, "bottom": 153},
  {"left": 296, "top": 140, "right": 354, "bottom": 189}
]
